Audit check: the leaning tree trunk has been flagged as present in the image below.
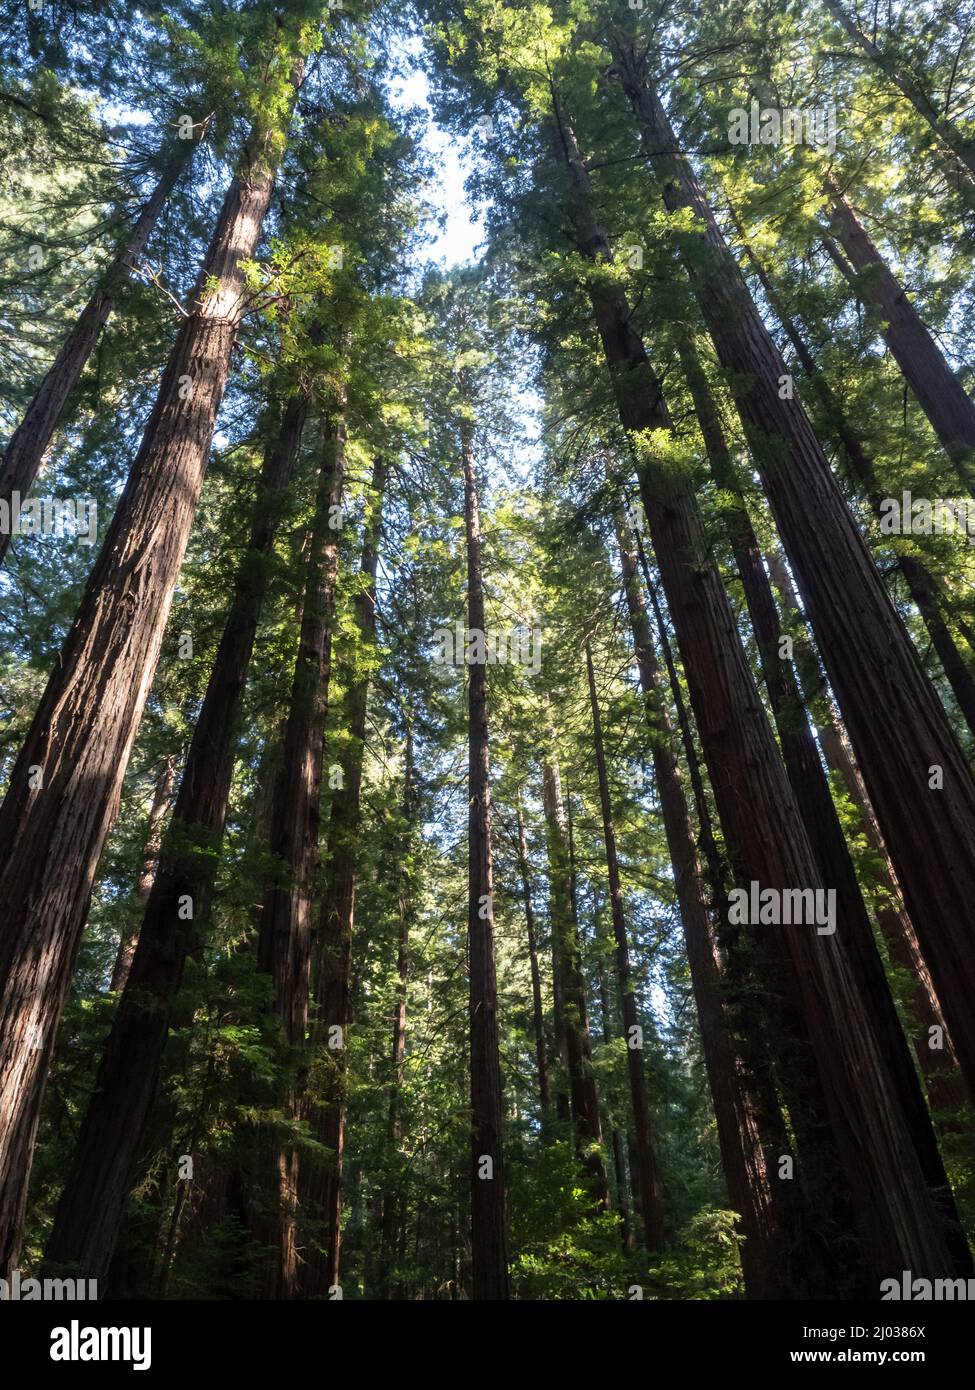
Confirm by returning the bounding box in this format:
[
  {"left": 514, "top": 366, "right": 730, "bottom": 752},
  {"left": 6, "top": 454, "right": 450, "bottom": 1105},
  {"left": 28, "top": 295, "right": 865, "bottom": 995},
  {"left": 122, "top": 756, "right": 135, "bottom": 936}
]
[
  {"left": 585, "top": 639, "right": 664, "bottom": 1251},
  {"left": 555, "top": 104, "right": 955, "bottom": 1286},
  {"left": 111, "top": 751, "right": 180, "bottom": 992},
  {"left": 300, "top": 455, "right": 387, "bottom": 1298},
  {"left": 608, "top": 37, "right": 975, "bottom": 1108},
  {"left": 824, "top": 184, "right": 975, "bottom": 489},
  {"left": 0, "top": 140, "right": 194, "bottom": 566},
  {"left": 42, "top": 388, "right": 307, "bottom": 1285},
  {"left": 821, "top": 0, "right": 975, "bottom": 191},
  {"left": 765, "top": 546, "right": 968, "bottom": 1112},
  {"left": 0, "top": 75, "right": 301, "bottom": 1278},
  {"left": 541, "top": 749, "right": 611, "bottom": 1210},
  {"left": 730, "top": 217, "right": 975, "bottom": 739},
  {"left": 616, "top": 515, "right": 795, "bottom": 1298},
  {"left": 254, "top": 410, "right": 346, "bottom": 1299},
  {"left": 461, "top": 411, "right": 510, "bottom": 1301},
  {"left": 681, "top": 339, "right": 970, "bottom": 1273}
]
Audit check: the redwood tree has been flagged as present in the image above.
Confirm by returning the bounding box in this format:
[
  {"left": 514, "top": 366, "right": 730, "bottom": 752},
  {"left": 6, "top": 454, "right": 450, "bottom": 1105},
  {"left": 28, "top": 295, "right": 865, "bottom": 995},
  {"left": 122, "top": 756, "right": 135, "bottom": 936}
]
[
  {"left": 604, "top": 27, "right": 975, "bottom": 1105},
  {"left": 0, "top": 32, "right": 310, "bottom": 1277},
  {"left": 42, "top": 388, "right": 308, "bottom": 1285},
  {"left": 461, "top": 403, "right": 510, "bottom": 1300}
]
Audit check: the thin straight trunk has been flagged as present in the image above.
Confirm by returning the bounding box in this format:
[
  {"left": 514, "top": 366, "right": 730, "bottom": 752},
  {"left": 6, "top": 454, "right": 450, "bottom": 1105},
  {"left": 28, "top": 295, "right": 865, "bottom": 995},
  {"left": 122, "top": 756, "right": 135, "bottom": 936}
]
[
  {"left": 555, "top": 104, "right": 954, "bottom": 1284},
  {"left": 255, "top": 410, "right": 345, "bottom": 1298},
  {"left": 0, "top": 140, "right": 193, "bottom": 565},
  {"left": 43, "top": 389, "right": 306, "bottom": 1284},
  {"left": 585, "top": 639, "right": 664, "bottom": 1251},
  {"left": 0, "top": 73, "right": 302, "bottom": 1277},
  {"left": 681, "top": 342, "right": 970, "bottom": 1272},
  {"left": 731, "top": 219, "right": 975, "bottom": 739},
  {"left": 461, "top": 413, "right": 509, "bottom": 1301},
  {"left": 301, "top": 455, "right": 387, "bottom": 1297},
  {"left": 550, "top": 932, "right": 571, "bottom": 1122},
  {"left": 515, "top": 796, "right": 550, "bottom": 1118},
  {"left": 607, "top": 39, "right": 975, "bottom": 1108},
  {"left": 821, "top": 0, "right": 975, "bottom": 190},
  {"left": 824, "top": 186, "right": 975, "bottom": 487},
  {"left": 378, "top": 726, "right": 414, "bottom": 1300},
  {"left": 593, "top": 916, "right": 633, "bottom": 1250},
  {"left": 111, "top": 750, "right": 179, "bottom": 991},
  {"left": 541, "top": 751, "right": 611, "bottom": 1209},
  {"left": 539, "top": 746, "right": 570, "bottom": 1128}
]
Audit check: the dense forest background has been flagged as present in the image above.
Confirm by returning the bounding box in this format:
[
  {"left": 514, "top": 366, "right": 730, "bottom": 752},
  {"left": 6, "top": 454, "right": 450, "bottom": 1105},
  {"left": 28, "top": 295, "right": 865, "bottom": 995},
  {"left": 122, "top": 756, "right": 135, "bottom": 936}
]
[{"left": 0, "top": 0, "right": 974, "bottom": 1302}]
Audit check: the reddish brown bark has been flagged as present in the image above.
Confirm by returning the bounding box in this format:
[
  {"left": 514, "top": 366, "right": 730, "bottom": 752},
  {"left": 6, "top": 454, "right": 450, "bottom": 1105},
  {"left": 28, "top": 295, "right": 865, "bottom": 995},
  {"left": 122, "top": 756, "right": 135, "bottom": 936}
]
[
  {"left": 42, "top": 389, "right": 306, "bottom": 1285},
  {"left": 555, "top": 103, "right": 955, "bottom": 1284},
  {"left": 617, "top": 518, "right": 790, "bottom": 1296},
  {"left": 0, "top": 97, "right": 296, "bottom": 1278},
  {"left": 731, "top": 222, "right": 975, "bottom": 740},
  {"left": 765, "top": 547, "right": 968, "bottom": 1113},
  {"left": 255, "top": 410, "right": 346, "bottom": 1298},
  {"left": 608, "top": 40, "right": 975, "bottom": 1111},
  {"left": 300, "top": 455, "right": 387, "bottom": 1297},
  {"left": 681, "top": 343, "right": 969, "bottom": 1272}
]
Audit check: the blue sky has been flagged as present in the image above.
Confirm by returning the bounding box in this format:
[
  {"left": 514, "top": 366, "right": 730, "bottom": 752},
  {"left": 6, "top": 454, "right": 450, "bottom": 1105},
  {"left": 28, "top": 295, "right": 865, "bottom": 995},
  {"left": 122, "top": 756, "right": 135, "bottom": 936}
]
[{"left": 387, "top": 38, "right": 487, "bottom": 267}]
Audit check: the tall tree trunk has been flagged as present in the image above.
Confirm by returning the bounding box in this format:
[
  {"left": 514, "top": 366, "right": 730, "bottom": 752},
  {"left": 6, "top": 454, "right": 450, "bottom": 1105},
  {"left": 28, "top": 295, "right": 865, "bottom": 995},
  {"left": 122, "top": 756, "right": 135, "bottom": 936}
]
[
  {"left": 555, "top": 105, "right": 955, "bottom": 1285},
  {"left": 681, "top": 341, "right": 970, "bottom": 1273},
  {"left": 0, "top": 76, "right": 302, "bottom": 1277},
  {"left": 620, "top": 514, "right": 822, "bottom": 1298},
  {"left": 585, "top": 639, "right": 664, "bottom": 1250},
  {"left": 824, "top": 184, "right": 975, "bottom": 488},
  {"left": 301, "top": 455, "right": 387, "bottom": 1297},
  {"left": 111, "top": 751, "right": 180, "bottom": 992},
  {"left": 592, "top": 908, "right": 633, "bottom": 1250},
  {"left": 541, "top": 750, "right": 611, "bottom": 1209},
  {"left": 821, "top": 0, "right": 975, "bottom": 191},
  {"left": 514, "top": 795, "right": 550, "bottom": 1119},
  {"left": 42, "top": 389, "right": 307, "bottom": 1284},
  {"left": 255, "top": 410, "right": 346, "bottom": 1298},
  {"left": 765, "top": 546, "right": 967, "bottom": 1112},
  {"left": 378, "top": 724, "right": 414, "bottom": 1300},
  {"left": 0, "top": 141, "right": 193, "bottom": 566},
  {"left": 607, "top": 39, "right": 975, "bottom": 1108},
  {"left": 731, "top": 219, "right": 975, "bottom": 739},
  {"left": 461, "top": 413, "right": 509, "bottom": 1300}
]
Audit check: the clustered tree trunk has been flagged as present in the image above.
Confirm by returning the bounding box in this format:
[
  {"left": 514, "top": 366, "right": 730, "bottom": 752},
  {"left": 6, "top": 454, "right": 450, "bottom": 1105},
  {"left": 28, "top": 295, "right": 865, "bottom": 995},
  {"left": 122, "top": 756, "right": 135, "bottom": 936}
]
[{"left": 0, "top": 67, "right": 303, "bottom": 1276}]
